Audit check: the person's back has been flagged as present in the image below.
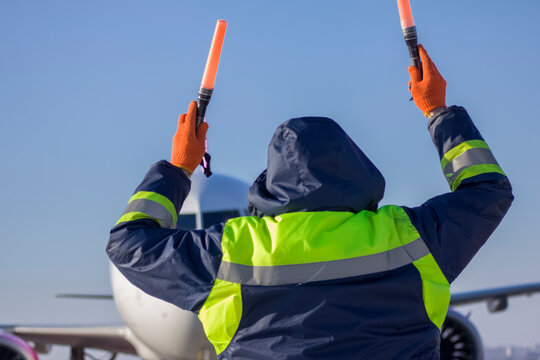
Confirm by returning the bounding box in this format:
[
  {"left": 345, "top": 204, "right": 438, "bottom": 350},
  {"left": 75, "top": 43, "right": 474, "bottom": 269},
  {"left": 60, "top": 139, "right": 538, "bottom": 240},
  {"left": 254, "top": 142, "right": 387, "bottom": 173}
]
[
  {"left": 107, "top": 45, "right": 513, "bottom": 359},
  {"left": 210, "top": 207, "right": 442, "bottom": 359}
]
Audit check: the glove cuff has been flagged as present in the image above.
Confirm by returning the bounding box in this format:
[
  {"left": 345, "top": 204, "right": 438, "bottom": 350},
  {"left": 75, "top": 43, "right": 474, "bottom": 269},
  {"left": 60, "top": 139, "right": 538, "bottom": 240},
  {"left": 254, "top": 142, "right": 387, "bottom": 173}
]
[
  {"left": 420, "top": 99, "right": 446, "bottom": 117},
  {"left": 172, "top": 164, "right": 193, "bottom": 177}
]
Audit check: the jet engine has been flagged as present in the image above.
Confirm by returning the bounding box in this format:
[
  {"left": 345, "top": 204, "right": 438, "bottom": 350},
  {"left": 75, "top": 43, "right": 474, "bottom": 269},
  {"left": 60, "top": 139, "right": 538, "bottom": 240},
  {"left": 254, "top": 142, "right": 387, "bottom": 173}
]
[
  {"left": 440, "top": 309, "right": 484, "bottom": 360},
  {"left": 0, "top": 333, "right": 38, "bottom": 360}
]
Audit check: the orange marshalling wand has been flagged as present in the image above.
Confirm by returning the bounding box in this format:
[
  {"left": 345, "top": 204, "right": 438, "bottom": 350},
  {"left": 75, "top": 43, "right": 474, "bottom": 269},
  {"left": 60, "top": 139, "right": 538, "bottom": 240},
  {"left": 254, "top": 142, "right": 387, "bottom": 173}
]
[
  {"left": 397, "top": 0, "right": 421, "bottom": 72},
  {"left": 397, "top": 0, "right": 415, "bottom": 29},
  {"left": 197, "top": 19, "right": 227, "bottom": 127}
]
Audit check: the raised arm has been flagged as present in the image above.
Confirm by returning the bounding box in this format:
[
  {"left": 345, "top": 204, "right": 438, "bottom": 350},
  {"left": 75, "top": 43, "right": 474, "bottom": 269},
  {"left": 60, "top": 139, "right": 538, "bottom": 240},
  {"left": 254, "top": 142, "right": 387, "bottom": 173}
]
[
  {"left": 106, "top": 102, "right": 222, "bottom": 312},
  {"left": 403, "top": 45, "right": 513, "bottom": 283}
]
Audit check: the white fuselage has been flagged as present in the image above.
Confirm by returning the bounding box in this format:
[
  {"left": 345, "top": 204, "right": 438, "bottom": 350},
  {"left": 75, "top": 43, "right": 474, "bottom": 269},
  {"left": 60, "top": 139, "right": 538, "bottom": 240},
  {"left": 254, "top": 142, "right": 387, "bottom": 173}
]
[{"left": 110, "top": 266, "right": 215, "bottom": 360}]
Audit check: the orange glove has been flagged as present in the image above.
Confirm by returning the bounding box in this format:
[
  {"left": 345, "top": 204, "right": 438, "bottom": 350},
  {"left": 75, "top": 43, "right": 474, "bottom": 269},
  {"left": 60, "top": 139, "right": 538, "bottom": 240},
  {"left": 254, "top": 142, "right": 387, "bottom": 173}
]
[
  {"left": 171, "top": 101, "right": 209, "bottom": 174},
  {"left": 408, "top": 44, "right": 447, "bottom": 116}
]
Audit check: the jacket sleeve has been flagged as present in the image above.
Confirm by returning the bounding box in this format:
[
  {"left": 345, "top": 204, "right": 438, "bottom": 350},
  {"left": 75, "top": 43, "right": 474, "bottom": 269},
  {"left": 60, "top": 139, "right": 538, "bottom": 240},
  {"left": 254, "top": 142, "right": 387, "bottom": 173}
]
[
  {"left": 403, "top": 106, "right": 513, "bottom": 283},
  {"left": 106, "top": 160, "right": 223, "bottom": 313}
]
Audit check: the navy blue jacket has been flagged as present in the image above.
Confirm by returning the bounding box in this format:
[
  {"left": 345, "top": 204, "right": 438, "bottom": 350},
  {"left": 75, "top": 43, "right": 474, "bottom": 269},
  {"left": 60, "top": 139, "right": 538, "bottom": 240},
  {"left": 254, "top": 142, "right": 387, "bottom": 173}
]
[{"left": 107, "top": 106, "right": 513, "bottom": 359}]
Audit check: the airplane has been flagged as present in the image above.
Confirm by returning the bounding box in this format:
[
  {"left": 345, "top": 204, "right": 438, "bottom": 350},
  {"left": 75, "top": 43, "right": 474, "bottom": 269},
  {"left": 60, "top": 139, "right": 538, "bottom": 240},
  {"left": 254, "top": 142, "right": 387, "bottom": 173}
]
[{"left": 2, "top": 170, "right": 540, "bottom": 360}]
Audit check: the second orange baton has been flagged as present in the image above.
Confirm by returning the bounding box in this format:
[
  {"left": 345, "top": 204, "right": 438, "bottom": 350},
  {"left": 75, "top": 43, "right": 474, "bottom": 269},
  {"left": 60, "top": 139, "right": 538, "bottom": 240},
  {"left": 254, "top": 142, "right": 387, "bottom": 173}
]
[{"left": 197, "top": 20, "right": 227, "bottom": 127}]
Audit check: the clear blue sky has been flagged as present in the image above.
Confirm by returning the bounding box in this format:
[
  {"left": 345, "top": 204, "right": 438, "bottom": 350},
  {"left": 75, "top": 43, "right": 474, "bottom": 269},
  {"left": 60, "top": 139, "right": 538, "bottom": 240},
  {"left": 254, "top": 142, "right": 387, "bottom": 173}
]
[{"left": 1, "top": 0, "right": 540, "bottom": 356}]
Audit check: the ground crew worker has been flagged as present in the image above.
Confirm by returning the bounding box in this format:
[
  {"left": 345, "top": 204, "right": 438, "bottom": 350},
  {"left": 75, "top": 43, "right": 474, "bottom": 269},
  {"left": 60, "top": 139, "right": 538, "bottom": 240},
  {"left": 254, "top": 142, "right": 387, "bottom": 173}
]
[{"left": 107, "top": 45, "right": 513, "bottom": 359}]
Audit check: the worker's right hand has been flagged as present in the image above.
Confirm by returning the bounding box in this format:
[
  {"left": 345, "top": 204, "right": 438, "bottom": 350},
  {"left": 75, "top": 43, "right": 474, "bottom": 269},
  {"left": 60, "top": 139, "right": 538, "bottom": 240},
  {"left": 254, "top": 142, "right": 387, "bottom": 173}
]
[
  {"left": 171, "top": 101, "right": 209, "bottom": 175},
  {"left": 408, "top": 45, "right": 447, "bottom": 117}
]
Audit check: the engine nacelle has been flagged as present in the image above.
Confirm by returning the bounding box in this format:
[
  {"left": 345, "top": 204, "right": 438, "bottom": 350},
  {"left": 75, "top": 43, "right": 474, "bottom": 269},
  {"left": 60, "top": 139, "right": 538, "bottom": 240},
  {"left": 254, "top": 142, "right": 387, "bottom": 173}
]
[
  {"left": 0, "top": 333, "right": 38, "bottom": 360},
  {"left": 440, "top": 309, "right": 484, "bottom": 360},
  {"left": 487, "top": 296, "right": 508, "bottom": 313}
]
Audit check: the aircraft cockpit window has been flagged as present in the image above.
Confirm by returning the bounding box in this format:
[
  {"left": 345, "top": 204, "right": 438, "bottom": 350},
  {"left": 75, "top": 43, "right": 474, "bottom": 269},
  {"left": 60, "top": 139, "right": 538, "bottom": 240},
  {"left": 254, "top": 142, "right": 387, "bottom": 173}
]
[
  {"left": 177, "top": 213, "right": 197, "bottom": 230},
  {"left": 203, "top": 210, "right": 241, "bottom": 228}
]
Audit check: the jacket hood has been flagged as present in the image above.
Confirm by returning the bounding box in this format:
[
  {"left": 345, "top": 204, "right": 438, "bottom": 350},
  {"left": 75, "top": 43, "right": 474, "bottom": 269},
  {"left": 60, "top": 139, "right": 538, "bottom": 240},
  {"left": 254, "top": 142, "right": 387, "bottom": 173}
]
[{"left": 248, "top": 117, "right": 385, "bottom": 217}]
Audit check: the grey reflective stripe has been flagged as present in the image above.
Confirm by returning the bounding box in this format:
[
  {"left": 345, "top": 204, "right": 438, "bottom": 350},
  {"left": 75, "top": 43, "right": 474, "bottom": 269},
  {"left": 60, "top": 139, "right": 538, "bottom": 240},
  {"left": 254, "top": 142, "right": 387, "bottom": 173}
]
[
  {"left": 444, "top": 148, "right": 499, "bottom": 186},
  {"left": 122, "top": 198, "right": 176, "bottom": 229},
  {"left": 217, "top": 238, "right": 430, "bottom": 286}
]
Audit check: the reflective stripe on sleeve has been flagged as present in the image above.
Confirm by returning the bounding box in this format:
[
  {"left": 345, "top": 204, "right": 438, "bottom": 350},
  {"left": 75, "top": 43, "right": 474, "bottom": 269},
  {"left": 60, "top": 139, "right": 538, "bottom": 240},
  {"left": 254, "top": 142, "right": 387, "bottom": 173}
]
[
  {"left": 116, "top": 191, "right": 178, "bottom": 229},
  {"left": 115, "top": 211, "right": 162, "bottom": 227},
  {"left": 440, "top": 140, "right": 504, "bottom": 191},
  {"left": 121, "top": 199, "right": 175, "bottom": 228},
  {"left": 443, "top": 148, "right": 497, "bottom": 175},
  {"left": 217, "top": 237, "right": 430, "bottom": 285},
  {"left": 440, "top": 140, "right": 490, "bottom": 170}
]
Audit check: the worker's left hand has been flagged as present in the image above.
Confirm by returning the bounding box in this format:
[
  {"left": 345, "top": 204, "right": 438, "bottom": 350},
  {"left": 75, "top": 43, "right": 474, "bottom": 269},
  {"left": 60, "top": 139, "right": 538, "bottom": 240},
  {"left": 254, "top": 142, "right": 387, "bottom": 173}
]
[{"left": 171, "top": 101, "right": 209, "bottom": 175}]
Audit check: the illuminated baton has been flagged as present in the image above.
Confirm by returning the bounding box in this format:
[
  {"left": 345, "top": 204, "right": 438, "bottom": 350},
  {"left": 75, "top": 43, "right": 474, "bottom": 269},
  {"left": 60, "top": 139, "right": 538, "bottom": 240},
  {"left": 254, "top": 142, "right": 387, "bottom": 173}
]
[
  {"left": 197, "top": 19, "right": 227, "bottom": 127},
  {"left": 397, "top": 0, "right": 421, "bottom": 74}
]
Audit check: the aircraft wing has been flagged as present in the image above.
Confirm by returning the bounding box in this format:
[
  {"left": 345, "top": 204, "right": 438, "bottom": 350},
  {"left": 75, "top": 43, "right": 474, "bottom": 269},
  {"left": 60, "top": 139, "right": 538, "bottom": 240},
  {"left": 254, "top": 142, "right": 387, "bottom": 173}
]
[
  {"left": 450, "top": 282, "right": 540, "bottom": 312},
  {"left": 1, "top": 325, "right": 137, "bottom": 355}
]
